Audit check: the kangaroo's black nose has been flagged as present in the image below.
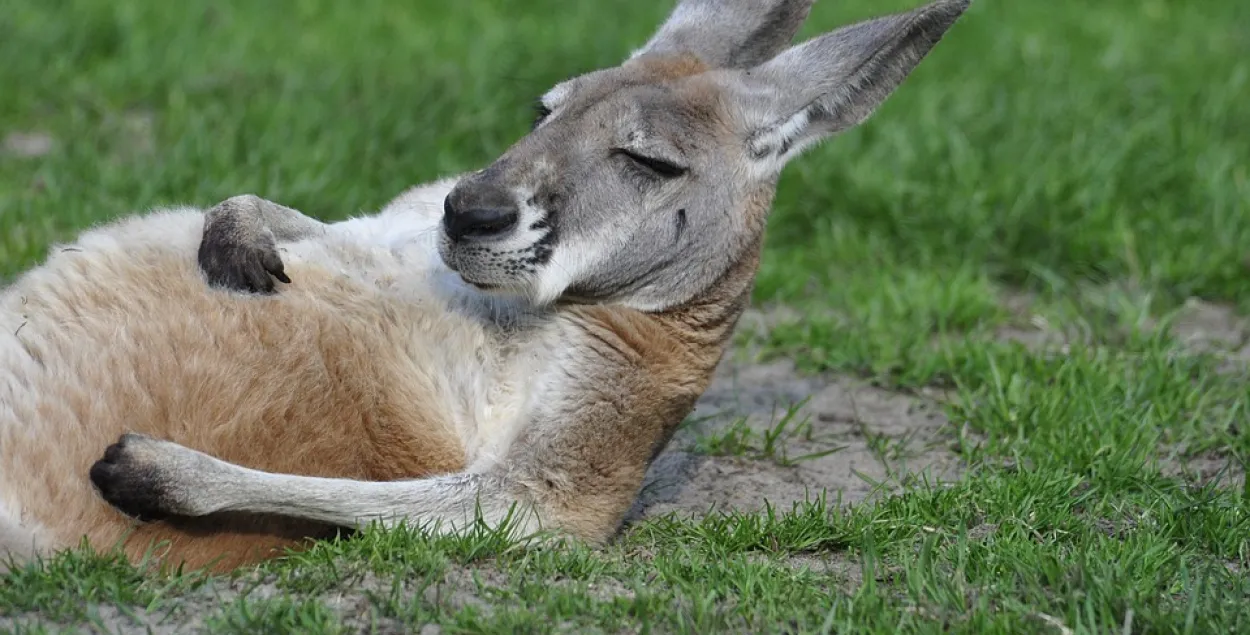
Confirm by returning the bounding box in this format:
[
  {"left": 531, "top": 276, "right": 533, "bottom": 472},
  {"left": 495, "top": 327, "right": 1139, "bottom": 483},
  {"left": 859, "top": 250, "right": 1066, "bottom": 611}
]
[{"left": 443, "top": 182, "right": 520, "bottom": 242}]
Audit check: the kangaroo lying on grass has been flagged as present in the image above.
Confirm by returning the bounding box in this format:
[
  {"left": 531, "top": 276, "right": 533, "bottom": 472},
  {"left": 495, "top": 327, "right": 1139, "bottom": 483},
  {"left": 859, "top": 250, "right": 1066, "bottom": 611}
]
[{"left": 0, "top": 0, "right": 969, "bottom": 572}]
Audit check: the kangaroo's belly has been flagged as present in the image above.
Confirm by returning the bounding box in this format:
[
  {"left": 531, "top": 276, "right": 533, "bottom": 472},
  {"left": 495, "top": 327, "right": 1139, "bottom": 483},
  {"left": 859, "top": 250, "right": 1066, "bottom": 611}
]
[{"left": 0, "top": 209, "right": 469, "bottom": 569}]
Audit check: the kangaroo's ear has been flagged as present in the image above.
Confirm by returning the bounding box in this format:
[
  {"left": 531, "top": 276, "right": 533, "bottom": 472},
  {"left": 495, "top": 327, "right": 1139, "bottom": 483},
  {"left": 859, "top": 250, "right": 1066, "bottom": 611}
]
[
  {"left": 630, "top": 0, "right": 815, "bottom": 69},
  {"left": 725, "top": 0, "right": 971, "bottom": 170}
]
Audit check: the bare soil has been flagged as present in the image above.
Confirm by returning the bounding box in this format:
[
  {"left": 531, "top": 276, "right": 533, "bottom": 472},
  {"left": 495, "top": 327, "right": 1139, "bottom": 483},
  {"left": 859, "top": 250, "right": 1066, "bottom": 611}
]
[
  {"left": 628, "top": 310, "right": 965, "bottom": 523},
  {"left": 1168, "top": 298, "right": 1250, "bottom": 371}
]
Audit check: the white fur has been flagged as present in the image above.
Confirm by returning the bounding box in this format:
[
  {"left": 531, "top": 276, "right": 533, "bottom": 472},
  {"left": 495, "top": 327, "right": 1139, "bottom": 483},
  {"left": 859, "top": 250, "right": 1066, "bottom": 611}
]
[
  {"left": 0, "top": 498, "right": 47, "bottom": 571},
  {"left": 747, "top": 107, "right": 810, "bottom": 164},
  {"left": 533, "top": 240, "right": 593, "bottom": 306}
]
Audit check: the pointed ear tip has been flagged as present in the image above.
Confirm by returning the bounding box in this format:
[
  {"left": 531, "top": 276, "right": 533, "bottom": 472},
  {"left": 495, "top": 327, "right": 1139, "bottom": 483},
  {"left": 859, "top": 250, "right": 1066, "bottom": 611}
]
[
  {"left": 917, "top": 0, "right": 974, "bottom": 28},
  {"left": 934, "top": 0, "right": 974, "bottom": 15}
]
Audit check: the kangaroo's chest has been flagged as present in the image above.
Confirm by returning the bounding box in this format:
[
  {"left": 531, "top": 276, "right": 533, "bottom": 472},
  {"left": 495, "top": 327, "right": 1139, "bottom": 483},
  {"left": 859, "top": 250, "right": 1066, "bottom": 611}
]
[{"left": 277, "top": 236, "right": 559, "bottom": 472}]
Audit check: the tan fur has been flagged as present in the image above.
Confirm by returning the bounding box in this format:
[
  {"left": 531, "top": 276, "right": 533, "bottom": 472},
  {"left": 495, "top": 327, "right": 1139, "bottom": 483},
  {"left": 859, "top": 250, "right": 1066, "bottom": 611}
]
[{"left": 626, "top": 53, "right": 711, "bottom": 81}]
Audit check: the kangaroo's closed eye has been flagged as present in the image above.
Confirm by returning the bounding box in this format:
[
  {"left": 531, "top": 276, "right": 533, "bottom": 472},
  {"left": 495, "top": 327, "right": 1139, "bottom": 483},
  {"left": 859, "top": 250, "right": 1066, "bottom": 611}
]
[{"left": 614, "top": 149, "right": 687, "bottom": 179}]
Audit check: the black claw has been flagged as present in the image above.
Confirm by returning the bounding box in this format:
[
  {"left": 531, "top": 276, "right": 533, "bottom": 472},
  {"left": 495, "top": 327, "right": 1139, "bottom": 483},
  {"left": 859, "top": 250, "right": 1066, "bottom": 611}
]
[{"left": 260, "top": 250, "right": 289, "bottom": 282}]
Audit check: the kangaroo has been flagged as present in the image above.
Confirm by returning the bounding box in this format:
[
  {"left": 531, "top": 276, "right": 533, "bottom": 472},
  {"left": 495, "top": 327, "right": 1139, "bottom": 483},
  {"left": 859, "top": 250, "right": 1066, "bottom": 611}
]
[{"left": 0, "top": 0, "right": 970, "bottom": 573}]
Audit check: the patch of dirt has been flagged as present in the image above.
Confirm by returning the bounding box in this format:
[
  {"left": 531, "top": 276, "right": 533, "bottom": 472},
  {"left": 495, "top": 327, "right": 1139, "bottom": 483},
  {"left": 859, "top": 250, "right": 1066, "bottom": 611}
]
[
  {"left": 628, "top": 310, "right": 965, "bottom": 522},
  {"left": 783, "top": 552, "right": 863, "bottom": 587},
  {"left": 995, "top": 291, "right": 1250, "bottom": 369},
  {"left": 1169, "top": 299, "right": 1250, "bottom": 370},
  {"left": 993, "top": 291, "right": 1073, "bottom": 352},
  {"left": 1161, "top": 452, "right": 1244, "bottom": 490},
  {"left": 1151, "top": 300, "right": 1247, "bottom": 488},
  {"left": 1089, "top": 516, "right": 1136, "bottom": 540},
  {"left": 966, "top": 522, "right": 998, "bottom": 542},
  {"left": 111, "top": 110, "right": 157, "bottom": 161},
  {"left": 1, "top": 131, "right": 55, "bottom": 158}
]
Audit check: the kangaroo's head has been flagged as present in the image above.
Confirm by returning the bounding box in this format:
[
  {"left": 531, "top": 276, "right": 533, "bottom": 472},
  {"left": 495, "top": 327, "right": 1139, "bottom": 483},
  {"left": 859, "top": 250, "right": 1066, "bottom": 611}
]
[{"left": 439, "top": 0, "right": 971, "bottom": 311}]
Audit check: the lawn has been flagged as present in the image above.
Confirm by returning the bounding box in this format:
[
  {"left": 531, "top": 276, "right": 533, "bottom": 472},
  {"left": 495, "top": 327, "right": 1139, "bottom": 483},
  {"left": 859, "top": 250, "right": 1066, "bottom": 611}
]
[{"left": 2, "top": 0, "right": 1248, "bottom": 632}]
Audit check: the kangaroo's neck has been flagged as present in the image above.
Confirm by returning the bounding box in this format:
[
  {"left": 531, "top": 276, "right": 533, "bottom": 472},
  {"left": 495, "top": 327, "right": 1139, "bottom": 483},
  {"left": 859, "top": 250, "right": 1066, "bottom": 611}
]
[
  {"left": 653, "top": 233, "right": 762, "bottom": 366},
  {"left": 553, "top": 233, "right": 762, "bottom": 379}
]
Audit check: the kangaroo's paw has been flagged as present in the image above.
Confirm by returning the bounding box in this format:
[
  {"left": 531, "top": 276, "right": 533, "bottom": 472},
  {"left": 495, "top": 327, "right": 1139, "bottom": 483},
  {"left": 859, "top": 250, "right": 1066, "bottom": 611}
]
[
  {"left": 89, "top": 433, "right": 212, "bottom": 521},
  {"left": 198, "top": 195, "right": 291, "bottom": 294}
]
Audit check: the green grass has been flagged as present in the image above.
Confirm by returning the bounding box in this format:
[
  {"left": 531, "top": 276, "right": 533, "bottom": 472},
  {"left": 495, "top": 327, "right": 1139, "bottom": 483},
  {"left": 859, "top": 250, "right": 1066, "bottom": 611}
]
[
  {"left": 2, "top": 0, "right": 1248, "bottom": 633},
  {"left": 689, "top": 398, "right": 850, "bottom": 467}
]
